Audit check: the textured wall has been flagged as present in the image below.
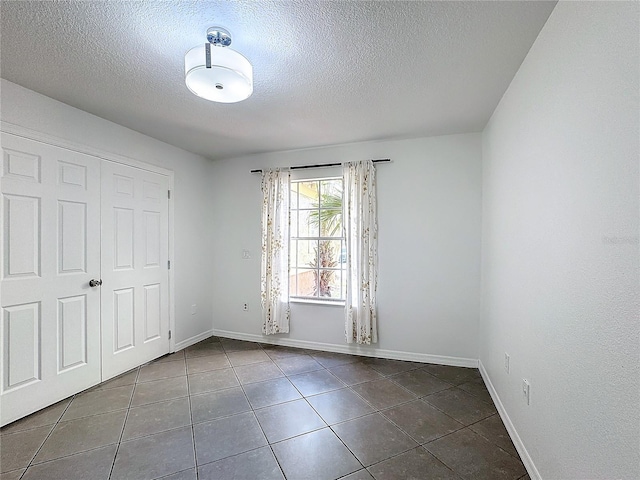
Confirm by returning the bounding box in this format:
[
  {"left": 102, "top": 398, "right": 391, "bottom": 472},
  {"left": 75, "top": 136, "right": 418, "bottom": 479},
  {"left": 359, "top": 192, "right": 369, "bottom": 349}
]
[
  {"left": 210, "top": 133, "right": 482, "bottom": 361},
  {"left": 480, "top": 2, "right": 639, "bottom": 478},
  {"left": 1, "top": 79, "right": 215, "bottom": 346}
]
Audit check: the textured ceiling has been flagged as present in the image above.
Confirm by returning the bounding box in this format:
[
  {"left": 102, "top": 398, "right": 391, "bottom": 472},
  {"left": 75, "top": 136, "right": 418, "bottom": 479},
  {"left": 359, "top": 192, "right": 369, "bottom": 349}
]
[{"left": 0, "top": 1, "right": 556, "bottom": 161}]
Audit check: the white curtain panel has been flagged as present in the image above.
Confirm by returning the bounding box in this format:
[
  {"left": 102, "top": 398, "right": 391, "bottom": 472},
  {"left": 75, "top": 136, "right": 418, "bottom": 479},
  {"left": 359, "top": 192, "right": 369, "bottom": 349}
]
[
  {"left": 261, "top": 169, "right": 291, "bottom": 335},
  {"left": 343, "top": 160, "right": 378, "bottom": 344}
]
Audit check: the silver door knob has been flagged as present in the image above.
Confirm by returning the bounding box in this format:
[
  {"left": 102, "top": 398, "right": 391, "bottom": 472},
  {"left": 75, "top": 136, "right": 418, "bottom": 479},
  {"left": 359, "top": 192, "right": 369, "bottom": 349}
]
[{"left": 89, "top": 279, "right": 103, "bottom": 287}]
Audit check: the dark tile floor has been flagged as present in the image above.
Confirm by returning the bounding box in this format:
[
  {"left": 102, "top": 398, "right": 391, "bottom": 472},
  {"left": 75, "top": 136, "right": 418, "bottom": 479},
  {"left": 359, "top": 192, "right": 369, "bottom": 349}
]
[{"left": 0, "top": 337, "right": 529, "bottom": 480}]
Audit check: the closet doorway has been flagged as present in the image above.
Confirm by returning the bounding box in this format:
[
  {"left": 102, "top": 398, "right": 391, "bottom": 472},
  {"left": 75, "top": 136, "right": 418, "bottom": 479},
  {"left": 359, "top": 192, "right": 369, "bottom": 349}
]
[{"left": 1, "top": 132, "right": 172, "bottom": 425}]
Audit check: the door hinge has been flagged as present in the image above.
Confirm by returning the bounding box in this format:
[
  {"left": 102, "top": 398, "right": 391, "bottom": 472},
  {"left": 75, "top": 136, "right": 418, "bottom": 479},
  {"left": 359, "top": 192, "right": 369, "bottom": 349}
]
[
  {"left": 168, "top": 260, "right": 171, "bottom": 269},
  {"left": 168, "top": 330, "right": 172, "bottom": 340},
  {"left": 168, "top": 190, "right": 171, "bottom": 199}
]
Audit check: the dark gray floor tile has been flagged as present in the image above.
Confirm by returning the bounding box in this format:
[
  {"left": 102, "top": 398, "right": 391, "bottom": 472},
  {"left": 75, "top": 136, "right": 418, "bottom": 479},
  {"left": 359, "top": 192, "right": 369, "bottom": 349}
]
[
  {"left": 255, "top": 399, "right": 326, "bottom": 443},
  {"left": 111, "top": 426, "right": 195, "bottom": 480},
  {"left": 272, "top": 428, "right": 361, "bottom": 480},
  {"left": 424, "top": 388, "right": 496, "bottom": 425},
  {"left": 264, "top": 346, "right": 310, "bottom": 361},
  {"left": 469, "top": 414, "right": 518, "bottom": 457},
  {"left": 288, "top": 370, "right": 346, "bottom": 396},
  {"left": 425, "top": 428, "right": 526, "bottom": 480},
  {"left": 202, "top": 336, "right": 222, "bottom": 343},
  {"left": 92, "top": 369, "right": 138, "bottom": 391},
  {"left": 123, "top": 397, "right": 191, "bottom": 440},
  {"left": 422, "top": 365, "right": 479, "bottom": 385},
  {"left": 138, "top": 360, "right": 186, "bottom": 383},
  {"left": 186, "top": 354, "right": 231, "bottom": 374},
  {"left": 519, "top": 475, "right": 531, "bottom": 480},
  {"left": 220, "top": 339, "right": 261, "bottom": 352},
  {"left": 157, "top": 468, "right": 197, "bottom": 479},
  {"left": 152, "top": 351, "right": 186, "bottom": 364},
  {"left": 193, "top": 412, "right": 267, "bottom": 465},
  {"left": 234, "top": 361, "right": 284, "bottom": 384},
  {"left": 360, "top": 358, "right": 421, "bottom": 376},
  {"left": 306, "top": 388, "right": 375, "bottom": 425},
  {"left": 368, "top": 447, "right": 461, "bottom": 480},
  {"left": 2, "top": 352, "right": 527, "bottom": 480},
  {"left": 131, "top": 376, "right": 189, "bottom": 407},
  {"left": 61, "top": 384, "right": 133, "bottom": 421},
  {"left": 188, "top": 368, "right": 239, "bottom": 395},
  {"left": 390, "top": 369, "right": 452, "bottom": 397},
  {"left": 328, "top": 363, "right": 384, "bottom": 386},
  {"left": 243, "top": 377, "right": 302, "bottom": 409},
  {"left": 458, "top": 377, "right": 493, "bottom": 404},
  {"left": 33, "top": 410, "right": 126, "bottom": 463},
  {"left": 185, "top": 342, "right": 224, "bottom": 358},
  {"left": 333, "top": 413, "right": 418, "bottom": 467},
  {"left": 340, "top": 470, "right": 374, "bottom": 480},
  {"left": 190, "top": 387, "right": 251, "bottom": 424},
  {"left": 1, "top": 399, "right": 70, "bottom": 434},
  {"left": 21, "top": 444, "right": 117, "bottom": 480},
  {"left": 227, "top": 349, "right": 271, "bottom": 367},
  {"left": 0, "top": 425, "right": 52, "bottom": 473},
  {"left": 273, "top": 355, "right": 324, "bottom": 376},
  {"left": 0, "top": 469, "right": 25, "bottom": 480},
  {"left": 383, "top": 399, "right": 464, "bottom": 444},
  {"left": 350, "top": 379, "right": 417, "bottom": 410},
  {"left": 310, "top": 351, "right": 360, "bottom": 368},
  {"left": 198, "top": 446, "right": 284, "bottom": 480}
]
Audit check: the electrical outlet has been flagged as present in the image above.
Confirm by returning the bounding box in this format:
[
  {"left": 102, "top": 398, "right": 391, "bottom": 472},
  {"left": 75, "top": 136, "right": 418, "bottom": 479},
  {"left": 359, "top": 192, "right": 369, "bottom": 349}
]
[
  {"left": 522, "top": 379, "right": 530, "bottom": 405},
  {"left": 191, "top": 304, "right": 197, "bottom": 315},
  {"left": 504, "top": 353, "right": 510, "bottom": 374},
  {"left": 243, "top": 303, "right": 248, "bottom": 311}
]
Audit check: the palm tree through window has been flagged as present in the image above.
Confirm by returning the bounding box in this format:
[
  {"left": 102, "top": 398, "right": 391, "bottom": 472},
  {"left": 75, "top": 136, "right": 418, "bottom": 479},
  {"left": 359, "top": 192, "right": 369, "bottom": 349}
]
[{"left": 289, "top": 178, "right": 346, "bottom": 301}]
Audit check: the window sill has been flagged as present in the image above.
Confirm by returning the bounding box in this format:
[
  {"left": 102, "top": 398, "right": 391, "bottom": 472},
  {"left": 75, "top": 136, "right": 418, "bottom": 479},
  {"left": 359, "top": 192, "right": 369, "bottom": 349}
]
[{"left": 290, "top": 298, "right": 345, "bottom": 307}]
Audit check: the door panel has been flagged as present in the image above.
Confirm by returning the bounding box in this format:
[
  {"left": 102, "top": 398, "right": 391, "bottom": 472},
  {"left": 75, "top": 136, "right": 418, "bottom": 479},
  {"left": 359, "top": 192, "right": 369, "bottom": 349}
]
[
  {"left": 58, "top": 294, "right": 87, "bottom": 370},
  {"left": 58, "top": 200, "right": 87, "bottom": 273},
  {"left": 1, "top": 133, "right": 101, "bottom": 426},
  {"left": 4, "top": 194, "right": 40, "bottom": 277},
  {"left": 101, "top": 161, "right": 169, "bottom": 380},
  {"left": 4, "top": 302, "right": 40, "bottom": 389}
]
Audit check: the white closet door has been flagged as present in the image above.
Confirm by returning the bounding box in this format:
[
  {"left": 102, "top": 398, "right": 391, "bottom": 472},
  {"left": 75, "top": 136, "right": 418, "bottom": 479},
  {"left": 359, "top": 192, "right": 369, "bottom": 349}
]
[
  {"left": 0, "top": 133, "right": 101, "bottom": 426},
  {"left": 101, "top": 161, "right": 170, "bottom": 380}
]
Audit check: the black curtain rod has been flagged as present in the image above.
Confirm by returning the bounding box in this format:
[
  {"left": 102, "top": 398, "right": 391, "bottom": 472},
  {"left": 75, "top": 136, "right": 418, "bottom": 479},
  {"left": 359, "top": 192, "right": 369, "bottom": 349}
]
[{"left": 250, "top": 158, "right": 391, "bottom": 174}]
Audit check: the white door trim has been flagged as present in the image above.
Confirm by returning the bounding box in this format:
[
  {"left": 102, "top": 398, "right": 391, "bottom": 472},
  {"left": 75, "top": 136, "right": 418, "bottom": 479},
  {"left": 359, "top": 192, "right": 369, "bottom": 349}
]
[{"left": 0, "top": 121, "right": 176, "bottom": 353}]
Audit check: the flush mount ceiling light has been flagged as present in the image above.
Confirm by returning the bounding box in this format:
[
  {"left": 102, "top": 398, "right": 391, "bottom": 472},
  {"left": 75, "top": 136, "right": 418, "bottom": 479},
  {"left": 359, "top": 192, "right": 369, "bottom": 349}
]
[{"left": 184, "top": 27, "right": 253, "bottom": 103}]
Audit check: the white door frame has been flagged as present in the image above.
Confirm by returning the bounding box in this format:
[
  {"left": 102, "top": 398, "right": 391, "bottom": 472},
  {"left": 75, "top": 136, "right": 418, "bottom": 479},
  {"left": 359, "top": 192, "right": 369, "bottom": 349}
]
[{"left": 0, "top": 121, "right": 176, "bottom": 354}]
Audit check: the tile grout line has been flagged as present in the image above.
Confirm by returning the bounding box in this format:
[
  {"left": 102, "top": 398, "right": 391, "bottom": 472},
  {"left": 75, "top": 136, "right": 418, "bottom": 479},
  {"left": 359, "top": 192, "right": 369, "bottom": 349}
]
[
  {"left": 301, "top": 391, "right": 367, "bottom": 477},
  {"left": 106, "top": 365, "right": 140, "bottom": 480},
  {"left": 227, "top": 342, "right": 289, "bottom": 479},
  {"left": 364, "top": 444, "right": 461, "bottom": 478},
  {"left": 20, "top": 391, "right": 77, "bottom": 477},
  {"left": 12, "top": 366, "right": 141, "bottom": 477},
  {"left": 185, "top": 356, "right": 200, "bottom": 480}
]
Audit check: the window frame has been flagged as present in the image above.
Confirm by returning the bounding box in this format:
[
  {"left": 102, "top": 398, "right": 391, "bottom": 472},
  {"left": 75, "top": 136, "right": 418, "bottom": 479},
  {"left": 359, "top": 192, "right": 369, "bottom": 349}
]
[{"left": 289, "top": 175, "right": 346, "bottom": 304}]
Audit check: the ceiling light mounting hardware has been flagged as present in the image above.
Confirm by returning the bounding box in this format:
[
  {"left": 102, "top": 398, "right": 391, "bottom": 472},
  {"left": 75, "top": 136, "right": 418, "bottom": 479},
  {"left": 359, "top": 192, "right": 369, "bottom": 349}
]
[{"left": 184, "top": 26, "right": 253, "bottom": 103}]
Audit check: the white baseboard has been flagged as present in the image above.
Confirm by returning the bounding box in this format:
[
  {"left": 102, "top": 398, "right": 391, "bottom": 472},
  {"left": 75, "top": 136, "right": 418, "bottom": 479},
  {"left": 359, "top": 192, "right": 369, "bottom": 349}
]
[
  {"left": 212, "top": 329, "right": 478, "bottom": 368},
  {"left": 479, "top": 360, "right": 540, "bottom": 480},
  {"left": 174, "top": 329, "right": 215, "bottom": 352}
]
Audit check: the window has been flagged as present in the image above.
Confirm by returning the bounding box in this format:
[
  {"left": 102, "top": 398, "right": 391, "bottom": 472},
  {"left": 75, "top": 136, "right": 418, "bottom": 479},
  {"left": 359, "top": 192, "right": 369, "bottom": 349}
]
[{"left": 290, "top": 178, "right": 346, "bottom": 301}]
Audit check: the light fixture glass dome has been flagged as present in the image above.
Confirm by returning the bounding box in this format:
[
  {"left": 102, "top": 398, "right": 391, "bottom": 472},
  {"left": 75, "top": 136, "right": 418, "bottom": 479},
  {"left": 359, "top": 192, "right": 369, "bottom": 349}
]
[{"left": 184, "top": 28, "right": 253, "bottom": 103}]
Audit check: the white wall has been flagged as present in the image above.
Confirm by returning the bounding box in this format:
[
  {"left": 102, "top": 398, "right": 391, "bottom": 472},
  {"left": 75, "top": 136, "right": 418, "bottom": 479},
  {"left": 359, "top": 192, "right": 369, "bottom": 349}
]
[
  {"left": 480, "top": 2, "right": 639, "bottom": 479},
  {"left": 210, "top": 133, "right": 482, "bottom": 363},
  {"left": 1, "top": 79, "right": 214, "bottom": 346}
]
